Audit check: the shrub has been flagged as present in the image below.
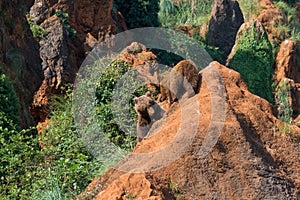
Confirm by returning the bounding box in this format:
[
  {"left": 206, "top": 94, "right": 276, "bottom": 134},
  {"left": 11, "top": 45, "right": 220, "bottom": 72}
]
[
  {"left": 55, "top": 10, "right": 77, "bottom": 39},
  {"left": 238, "top": 0, "right": 260, "bottom": 21},
  {"left": 95, "top": 60, "right": 149, "bottom": 151},
  {"left": 32, "top": 87, "right": 105, "bottom": 198},
  {"left": 0, "top": 68, "right": 20, "bottom": 127},
  {"left": 0, "top": 85, "right": 105, "bottom": 199},
  {"left": 274, "top": 1, "right": 300, "bottom": 42},
  {"left": 27, "top": 17, "right": 45, "bottom": 41},
  {"left": 114, "top": 0, "right": 160, "bottom": 29},
  {"left": 228, "top": 21, "right": 274, "bottom": 103},
  {"left": 275, "top": 79, "right": 293, "bottom": 124},
  {"left": 0, "top": 112, "right": 41, "bottom": 199}
]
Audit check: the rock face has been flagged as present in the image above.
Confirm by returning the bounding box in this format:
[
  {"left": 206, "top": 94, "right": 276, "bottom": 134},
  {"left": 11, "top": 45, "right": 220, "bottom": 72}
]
[
  {"left": 79, "top": 62, "right": 300, "bottom": 199},
  {"left": 257, "top": 0, "right": 288, "bottom": 44},
  {"left": 29, "top": 0, "right": 120, "bottom": 122},
  {"left": 274, "top": 40, "right": 300, "bottom": 119},
  {"left": 207, "top": 0, "right": 244, "bottom": 63},
  {"left": 0, "top": 0, "right": 43, "bottom": 127}
]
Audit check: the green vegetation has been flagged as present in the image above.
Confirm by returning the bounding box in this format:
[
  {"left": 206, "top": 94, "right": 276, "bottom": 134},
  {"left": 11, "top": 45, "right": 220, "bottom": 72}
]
[
  {"left": 2, "top": 1, "right": 300, "bottom": 199},
  {"left": 114, "top": 0, "right": 160, "bottom": 29},
  {"left": 228, "top": 21, "right": 274, "bottom": 103},
  {"left": 27, "top": 17, "right": 46, "bottom": 41},
  {"left": 273, "top": 1, "right": 300, "bottom": 42},
  {"left": 158, "top": 0, "right": 212, "bottom": 28},
  {"left": 0, "top": 69, "right": 40, "bottom": 198},
  {"left": 95, "top": 60, "right": 149, "bottom": 151},
  {"left": 32, "top": 88, "right": 105, "bottom": 198},
  {"left": 276, "top": 79, "right": 293, "bottom": 124},
  {"left": 0, "top": 70, "right": 20, "bottom": 126},
  {"left": 238, "top": 0, "right": 260, "bottom": 21},
  {"left": 55, "top": 10, "right": 77, "bottom": 39},
  {"left": 169, "top": 181, "right": 185, "bottom": 200},
  {"left": 124, "top": 191, "right": 136, "bottom": 200},
  {"left": 0, "top": 83, "right": 105, "bottom": 199},
  {"left": 0, "top": 114, "right": 40, "bottom": 199}
]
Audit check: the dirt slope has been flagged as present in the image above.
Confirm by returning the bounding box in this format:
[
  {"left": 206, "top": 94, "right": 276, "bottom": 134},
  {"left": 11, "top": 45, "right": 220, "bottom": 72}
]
[{"left": 80, "top": 62, "right": 300, "bottom": 200}]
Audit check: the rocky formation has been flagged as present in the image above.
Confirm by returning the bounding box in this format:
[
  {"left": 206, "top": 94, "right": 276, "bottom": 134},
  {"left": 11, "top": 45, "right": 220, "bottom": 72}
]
[
  {"left": 207, "top": 0, "right": 244, "bottom": 63},
  {"left": 79, "top": 62, "right": 300, "bottom": 199},
  {"left": 118, "top": 42, "right": 160, "bottom": 87},
  {"left": 257, "top": 0, "right": 288, "bottom": 44},
  {"left": 274, "top": 40, "right": 300, "bottom": 119},
  {"left": 0, "top": 0, "right": 43, "bottom": 127},
  {"left": 29, "top": 0, "right": 121, "bottom": 122}
]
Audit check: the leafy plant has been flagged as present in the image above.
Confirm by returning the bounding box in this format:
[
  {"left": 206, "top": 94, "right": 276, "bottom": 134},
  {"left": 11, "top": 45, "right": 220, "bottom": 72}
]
[
  {"left": 124, "top": 191, "right": 136, "bottom": 200},
  {"left": 95, "top": 60, "right": 150, "bottom": 151},
  {"left": 55, "top": 10, "right": 77, "bottom": 39},
  {"left": 0, "top": 112, "right": 41, "bottom": 199},
  {"left": 274, "top": 1, "right": 300, "bottom": 42},
  {"left": 27, "top": 17, "right": 46, "bottom": 40},
  {"left": 0, "top": 84, "right": 105, "bottom": 199},
  {"left": 0, "top": 69, "right": 20, "bottom": 127},
  {"left": 169, "top": 181, "right": 185, "bottom": 200},
  {"left": 159, "top": 0, "right": 178, "bottom": 17},
  {"left": 228, "top": 21, "right": 274, "bottom": 103},
  {"left": 32, "top": 87, "right": 105, "bottom": 198},
  {"left": 238, "top": 0, "right": 260, "bottom": 21},
  {"left": 275, "top": 79, "right": 293, "bottom": 124},
  {"left": 114, "top": 0, "right": 160, "bottom": 29},
  {"left": 30, "top": 176, "right": 70, "bottom": 200}
]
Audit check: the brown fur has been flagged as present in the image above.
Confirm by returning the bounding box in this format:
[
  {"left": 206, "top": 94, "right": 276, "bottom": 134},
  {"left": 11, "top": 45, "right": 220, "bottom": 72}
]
[
  {"left": 158, "top": 60, "right": 199, "bottom": 105},
  {"left": 134, "top": 92, "right": 165, "bottom": 141}
]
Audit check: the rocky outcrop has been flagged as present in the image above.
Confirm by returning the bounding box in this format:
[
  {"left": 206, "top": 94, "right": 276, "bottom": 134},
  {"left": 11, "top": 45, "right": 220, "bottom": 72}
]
[
  {"left": 29, "top": 0, "right": 120, "bottom": 122},
  {"left": 79, "top": 62, "right": 300, "bottom": 199},
  {"left": 207, "top": 0, "right": 244, "bottom": 63},
  {"left": 0, "top": 0, "right": 43, "bottom": 127},
  {"left": 274, "top": 40, "right": 300, "bottom": 119},
  {"left": 257, "top": 0, "right": 288, "bottom": 44}
]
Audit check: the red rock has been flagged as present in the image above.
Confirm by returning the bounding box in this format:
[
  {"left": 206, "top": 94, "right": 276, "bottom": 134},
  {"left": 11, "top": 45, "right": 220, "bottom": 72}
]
[{"left": 79, "top": 62, "right": 300, "bottom": 199}]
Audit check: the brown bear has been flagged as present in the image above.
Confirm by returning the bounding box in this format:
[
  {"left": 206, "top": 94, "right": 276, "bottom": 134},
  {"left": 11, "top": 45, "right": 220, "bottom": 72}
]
[
  {"left": 134, "top": 91, "right": 165, "bottom": 142},
  {"left": 157, "top": 60, "right": 199, "bottom": 106}
]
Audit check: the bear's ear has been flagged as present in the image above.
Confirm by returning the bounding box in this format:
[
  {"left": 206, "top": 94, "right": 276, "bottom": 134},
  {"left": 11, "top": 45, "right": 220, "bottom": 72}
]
[
  {"left": 146, "top": 91, "right": 151, "bottom": 97},
  {"left": 134, "top": 97, "right": 138, "bottom": 104}
]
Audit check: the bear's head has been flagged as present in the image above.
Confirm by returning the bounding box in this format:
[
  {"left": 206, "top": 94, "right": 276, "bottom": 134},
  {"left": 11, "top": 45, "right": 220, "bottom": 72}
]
[{"left": 134, "top": 91, "right": 154, "bottom": 115}]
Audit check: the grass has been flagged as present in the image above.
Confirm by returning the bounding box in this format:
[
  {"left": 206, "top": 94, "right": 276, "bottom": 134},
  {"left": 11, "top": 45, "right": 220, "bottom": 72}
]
[
  {"left": 169, "top": 181, "right": 185, "bottom": 200},
  {"left": 159, "top": 0, "right": 213, "bottom": 28},
  {"left": 273, "top": 1, "right": 300, "bottom": 42},
  {"left": 275, "top": 79, "right": 293, "bottom": 124},
  {"left": 238, "top": 0, "right": 260, "bottom": 21}
]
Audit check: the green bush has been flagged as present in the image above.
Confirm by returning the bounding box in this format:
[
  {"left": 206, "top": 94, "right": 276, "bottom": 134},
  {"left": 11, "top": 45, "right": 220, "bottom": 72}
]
[
  {"left": 31, "top": 87, "right": 105, "bottom": 199},
  {"left": 0, "top": 69, "right": 20, "bottom": 127},
  {"left": 0, "top": 112, "right": 41, "bottom": 199},
  {"left": 276, "top": 79, "right": 293, "bottom": 124},
  {"left": 95, "top": 60, "right": 149, "bottom": 151},
  {"left": 274, "top": 1, "right": 300, "bottom": 42},
  {"left": 238, "top": 0, "right": 260, "bottom": 22},
  {"left": 0, "top": 85, "right": 105, "bottom": 199},
  {"left": 228, "top": 21, "right": 274, "bottom": 103},
  {"left": 55, "top": 10, "right": 77, "bottom": 39},
  {"left": 114, "top": 0, "right": 160, "bottom": 29},
  {"left": 27, "top": 17, "right": 45, "bottom": 41}
]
